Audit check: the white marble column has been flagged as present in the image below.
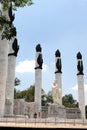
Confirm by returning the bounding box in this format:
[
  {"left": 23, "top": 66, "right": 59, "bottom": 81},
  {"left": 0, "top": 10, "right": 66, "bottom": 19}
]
[
  {"left": 35, "top": 44, "right": 43, "bottom": 118},
  {"left": 77, "top": 52, "right": 85, "bottom": 119},
  {"left": 77, "top": 75, "right": 85, "bottom": 119},
  {"left": 5, "top": 37, "right": 19, "bottom": 116},
  {"left": 55, "top": 73, "right": 62, "bottom": 106},
  {"left": 55, "top": 50, "right": 62, "bottom": 106},
  {"left": 0, "top": 6, "right": 9, "bottom": 117}
]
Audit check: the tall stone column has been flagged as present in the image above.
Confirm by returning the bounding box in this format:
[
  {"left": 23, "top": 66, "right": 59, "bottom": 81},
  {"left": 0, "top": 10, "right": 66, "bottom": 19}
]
[
  {"left": 76, "top": 52, "right": 85, "bottom": 119},
  {"left": 4, "top": 3, "right": 19, "bottom": 116},
  {"left": 5, "top": 37, "right": 19, "bottom": 116},
  {"left": 0, "top": 6, "right": 10, "bottom": 117},
  {"left": 35, "top": 44, "right": 43, "bottom": 118},
  {"left": 52, "top": 49, "right": 62, "bottom": 106}
]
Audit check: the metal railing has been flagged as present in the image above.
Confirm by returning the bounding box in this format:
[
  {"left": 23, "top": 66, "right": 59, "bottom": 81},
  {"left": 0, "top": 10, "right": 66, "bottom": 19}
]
[{"left": 0, "top": 117, "right": 87, "bottom": 127}]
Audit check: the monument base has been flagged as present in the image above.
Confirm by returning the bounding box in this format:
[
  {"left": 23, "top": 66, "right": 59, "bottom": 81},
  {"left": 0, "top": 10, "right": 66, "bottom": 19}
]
[
  {"left": 66, "top": 108, "right": 81, "bottom": 119},
  {"left": 48, "top": 104, "right": 66, "bottom": 118},
  {"left": 47, "top": 104, "right": 81, "bottom": 119}
]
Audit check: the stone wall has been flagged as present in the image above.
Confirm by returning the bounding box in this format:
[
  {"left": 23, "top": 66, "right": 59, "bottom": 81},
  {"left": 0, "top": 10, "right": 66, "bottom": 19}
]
[
  {"left": 47, "top": 104, "right": 81, "bottom": 119},
  {"left": 14, "top": 99, "right": 36, "bottom": 118},
  {"left": 25, "top": 102, "right": 36, "bottom": 118},
  {"left": 14, "top": 99, "right": 25, "bottom": 115},
  {"left": 13, "top": 99, "right": 81, "bottom": 119},
  {"left": 66, "top": 108, "right": 81, "bottom": 119},
  {"left": 47, "top": 104, "right": 66, "bottom": 118}
]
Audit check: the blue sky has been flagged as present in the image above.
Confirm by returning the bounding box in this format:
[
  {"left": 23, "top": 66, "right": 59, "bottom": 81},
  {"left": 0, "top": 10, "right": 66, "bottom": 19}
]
[{"left": 13, "top": 0, "right": 87, "bottom": 104}]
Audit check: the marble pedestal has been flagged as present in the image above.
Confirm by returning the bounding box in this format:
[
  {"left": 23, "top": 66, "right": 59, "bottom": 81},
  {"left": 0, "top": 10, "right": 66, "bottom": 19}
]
[{"left": 48, "top": 104, "right": 66, "bottom": 118}]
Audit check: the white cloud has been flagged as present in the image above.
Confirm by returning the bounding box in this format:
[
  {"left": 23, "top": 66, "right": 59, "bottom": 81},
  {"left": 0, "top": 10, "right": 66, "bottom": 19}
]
[
  {"left": 15, "top": 60, "right": 47, "bottom": 73},
  {"left": 71, "top": 84, "right": 87, "bottom": 92},
  {"left": 71, "top": 84, "right": 87, "bottom": 105}
]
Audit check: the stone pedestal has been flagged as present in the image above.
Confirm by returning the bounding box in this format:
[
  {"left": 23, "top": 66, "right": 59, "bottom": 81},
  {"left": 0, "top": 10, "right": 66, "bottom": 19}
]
[
  {"left": 48, "top": 104, "right": 81, "bottom": 119},
  {"left": 77, "top": 75, "right": 85, "bottom": 119},
  {"left": 66, "top": 108, "right": 81, "bottom": 119},
  {"left": 48, "top": 104, "right": 66, "bottom": 118},
  {"left": 55, "top": 73, "right": 62, "bottom": 106},
  {"left": 14, "top": 99, "right": 25, "bottom": 115}
]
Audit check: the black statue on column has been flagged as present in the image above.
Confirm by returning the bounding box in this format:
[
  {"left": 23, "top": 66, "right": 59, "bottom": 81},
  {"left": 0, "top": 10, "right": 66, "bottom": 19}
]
[
  {"left": 8, "top": 3, "right": 15, "bottom": 24},
  {"left": 35, "top": 44, "right": 43, "bottom": 69},
  {"left": 8, "top": 38, "right": 19, "bottom": 57},
  {"left": 55, "top": 49, "right": 62, "bottom": 73},
  {"left": 12, "top": 38, "right": 19, "bottom": 57},
  {"left": 37, "top": 53, "right": 43, "bottom": 69},
  {"left": 77, "top": 52, "right": 84, "bottom": 75}
]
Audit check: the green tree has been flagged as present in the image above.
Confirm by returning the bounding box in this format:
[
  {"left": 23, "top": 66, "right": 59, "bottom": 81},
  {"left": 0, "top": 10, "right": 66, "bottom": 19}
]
[
  {"left": 62, "top": 94, "right": 78, "bottom": 108},
  {"left": 0, "top": 0, "right": 33, "bottom": 10},
  {"left": 46, "top": 91, "right": 53, "bottom": 104},
  {"left": 25, "top": 85, "right": 35, "bottom": 102},
  {"left": 15, "top": 85, "right": 35, "bottom": 101}
]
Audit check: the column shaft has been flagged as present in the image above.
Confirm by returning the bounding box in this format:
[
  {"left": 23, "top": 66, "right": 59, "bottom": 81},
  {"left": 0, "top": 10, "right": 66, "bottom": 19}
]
[
  {"left": 5, "top": 56, "right": 16, "bottom": 115},
  {"left": 35, "top": 69, "right": 42, "bottom": 114},
  {"left": 77, "top": 75, "right": 85, "bottom": 119},
  {"left": 55, "top": 73, "right": 62, "bottom": 106}
]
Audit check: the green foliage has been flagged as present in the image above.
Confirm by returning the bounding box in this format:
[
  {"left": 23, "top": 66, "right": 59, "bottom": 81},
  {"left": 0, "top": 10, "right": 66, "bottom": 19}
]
[
  {"left": 0, "top": 0, "right": 34, "bottom": 11},
  {"left": 0, "top": 21, "right": 16, "bottom": 40},
  {"left": 14, "top": 85, "right": 53, "bottom": 106},
  {"left": 15, "top": 85, "right": 35, "bottom": 102},
  {"left": 25, "top": 85, "right": 35, "bottom": 102},
  {"left": 0, "top": 0, "right": 33, "bottom": 40},
  {"left": 62, "top": 94, "right": 78, "bottom": 108},
  {"left": 0, "top": 15, "right": 14, "bottom": 40}
]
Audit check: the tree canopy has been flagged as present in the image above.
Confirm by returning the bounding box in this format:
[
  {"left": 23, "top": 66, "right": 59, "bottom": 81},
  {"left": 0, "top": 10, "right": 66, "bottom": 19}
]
[
  {"left": 62, "top": 94, "right": 78, "bottom": 108},
  {"left": 0, "top": 0, "right": 33, "bottom": 10}
]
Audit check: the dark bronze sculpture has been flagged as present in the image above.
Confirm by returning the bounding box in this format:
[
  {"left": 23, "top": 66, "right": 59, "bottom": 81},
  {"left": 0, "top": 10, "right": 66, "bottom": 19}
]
[
  {"left": 12, "top": 38, "right": 19, "bottom": 56},
  {"left": 77, "top": 52, "right": 84, "bottom": 75},
  {"left": 8, "top": 38, "right": 19, "bottom": 57},
  {"left": 55, "top": 49, "right": 61, "bottom": 57},
  {"left": 36, "top": 44, "right": 41, "bottom": 52},
  {"left": 55, "top": 49, "right": 62, "bottom": 73},
  {"left": 8, "top": 3, "right": 15, "bottom": 24},
  {"left": 8, "top": 3, "right": 19, "bottom": 57},
  {"left": 35, "top": 44, "right": 43, "bottom": 69},
  {"left": 37, "top": 54, "right": 43, "bottom": 69}
]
